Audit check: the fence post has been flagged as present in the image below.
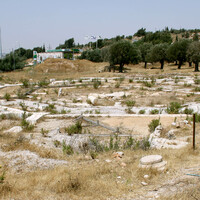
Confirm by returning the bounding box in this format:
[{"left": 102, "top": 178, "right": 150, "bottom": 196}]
[{"left": 193, "top": 114, "right": 196, "bottom": 150}]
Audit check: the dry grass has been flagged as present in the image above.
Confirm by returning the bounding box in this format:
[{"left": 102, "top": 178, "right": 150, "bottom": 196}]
[{"left": 0, "top": 144, "right": 200, "bottom": 199}]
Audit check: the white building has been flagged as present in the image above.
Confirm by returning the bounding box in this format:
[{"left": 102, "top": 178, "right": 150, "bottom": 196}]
[{"left": 36, "top": 52, "right": 64, "bottom": 63}]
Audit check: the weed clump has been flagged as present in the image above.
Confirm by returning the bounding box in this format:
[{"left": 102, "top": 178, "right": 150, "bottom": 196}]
[
  {"left": 21, "top": 79, "right": 30, "bottom": 88},
  {"left": 62, "top": 141, "right": 74, "bottom": 155},
  {"left": 124, "top": 100, "right": 135, "bottom": 107},
  {"left": 4, "top": 93, "right": 11, "bottom": 101},
  {"left": 150, "top": 109, "right": 159, "bottom": 114},
  {"left": 148, "top": 119, "right": 160, "bottom": 133},
  {"left": 65, "top": 121, "right": 82, "bottom": 135},
  {"left": 139, "top": 109, "right": 145, "bottom": 114},
  {"left": 166, "top": 102, "right": 181, "bottom": 114},
  {"left": 21, "top": 113, "right": 34, "bottom": 132}
]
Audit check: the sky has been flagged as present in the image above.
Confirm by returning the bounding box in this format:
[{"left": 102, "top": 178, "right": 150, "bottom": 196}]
[{"left": 0, "top": 0, "right": 200, "bottom": 53}]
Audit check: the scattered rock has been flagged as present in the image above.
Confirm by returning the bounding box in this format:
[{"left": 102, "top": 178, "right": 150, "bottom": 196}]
[
  {"left": 121, "top": 162, "right": 126, "bottom": 167},
  {"left": 144, "top": 175, "right": 149, "bottom": 179},
  {"left": 85, "top": 155, "right": 91, "bottom": 160},
  {"left": 105, "top": 159, "right": 112, "bottom": 163},
  {"left": 58, "top": 88, "right": 62, "bottom": 97},
  {"left": 113, "top": 151, "right": 124, "bottom": 158},
  {"left": 4, "top": 126, "right": 22, "bottom": 134},
  {"left": 141, "top": 181, "right": 148, "bottom": 186},
  {"left": 166, "top": 130, "right": 176, "bottom": 139}
]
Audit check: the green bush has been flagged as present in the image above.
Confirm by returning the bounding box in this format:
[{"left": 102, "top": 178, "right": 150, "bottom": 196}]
[
  {"left": 21, "top": 79, "right": 30, "bottom": 88},
  {"left": 183, "top": 108, "right": 193, "bottom": 114},
  {"left": 62, "top": 141, "right": 74, "bottom": 155},
  {"left": 65, "top": 121, "right": 82, "bottom": 135},
  {"left": 166, "top": 102, "right": 181, "bottom": 114},
  {"left": 38, "top": 78, "right": 50, "bottom": 87},
  {"left": 150, "top": 109, "right": 159, "bottom": 114},
  {"left": 4, "top": 93, "right": 11, "bottom": 101},
  {"left": 139, "top": 109, "right": 145, "bottom": 114},
  {"left": 125, "top": 100, "right": 135, "bottom": 107},
  {"left": 44, "top": 104, "right": 58, "bottom": 114},
  {"left": 21, "top": 116, "right": 34, "bottom": 132},
  {"left": 140, "top": 137, "right": 150, "bottom": 151},
  {"left": 194, "top": 79, "right": 200, "bottom": 85},
  {"left": 129, "top": 79, "right": 133, "bottom": 83},
  {"left": 90, "top": 151, "right": 98, "bottom": 159},
  {"left": 93, "top": 80, "right": 101, "bottom": 89},
  {"left": 115, "top": 82, "right": 120, "bottom": 88},
  {"left": 148, "top": 119, "right": 160, "bottom": 132},
  {"left": 143, "top": 81, "right": 153, "bottom": 87}
]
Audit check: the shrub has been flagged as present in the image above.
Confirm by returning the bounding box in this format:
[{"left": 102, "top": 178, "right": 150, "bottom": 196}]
[
  {"left": 125, "top": 100, "right": 135, "bottom": 107},
  {"left": 194, "top": 87, "right": 200, "bottom": 92},
  {"left": 21, "top": 79, "right": 30, "bottom": 88},
  {"left": 143, "top": 81, "right": 153, "bottom": 87},
  {"left": 125, "top": 108, "right": 135, "bottom": 114},
  {"left": 17, "top": 90, "right": 26, "bottom": 99},
  {"left": 148, "top": 119, "right": 160, "bottom": 132},
  {"left": 60, "top": 109, "right": 66, "bottom": 114},
  {"left": 65, "top": 121, "right": 82, "bottom": 135},
  {"left": 19, "top": 102, "right": 27, "bottom": 111},
  {"left": 139, "top": 109, "right": 145, "bottom": 114},
  {"left": 183, "top": 108, "right": 193, "bottom": 114},
  {"left": 41, "top": 128, "right": 49, "bottom": 137},
  {"left": 4, "top": 93, "right": 10, "bottom": 101},
  {"left": 166, "top": 102, "right": 181, "bottom": 114},
  {"left": 193, "top": 113, "right": 200, "bottom": 122},
  {"left": 90, "top": 137, "right": 104, "bottom": 152},
  {"left": 140, "top": 137, "right": 150, "bottom": 151},
  {"left": 194, "top": 79, "right": 200, "bottom": 85},
  {"left": 150, "top": 109, "right": 159, "bottom": 114},
  {"left": 129, "top": 79, "right": 133, "bottom": 83},
  {"left": 0, "top": 171, "right": 5, "bottom": 184},
  {"left": 93, "top": 81, "right": 101, "bottom": 89},
  {"left": 38, "top": 78, "right": 50, "bottom": 87},
  {"left": 62, "top": 141, "right": 74, "bottom": 155},
  {"left": 115, "top": 82, "right": 120, "bottom": 88},
  {"left": 21, "top": 116, "right": 34, "bottom": 132},
  {"left": 44, "top": 104, "right": 58, "bottom": 114},
  {"left": 90, "top": 151, "right": 98, "bottom": 159}
]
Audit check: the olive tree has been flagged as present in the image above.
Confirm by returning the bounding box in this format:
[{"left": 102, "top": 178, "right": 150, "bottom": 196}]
[
  {"left": 147, "top": 43, "right": 169, "bottom": 69},
  {"left": 109, "top": 40, "right": 141, "bottom": 72},
  {"left": 139, "top": 42, "right": 153, "bottom": 68},
  {"left": 167, "top": 39, "right": 190, "bottom": 69},
  {"left": 187, "top": 41, "right": 200, "bottom": 71}
]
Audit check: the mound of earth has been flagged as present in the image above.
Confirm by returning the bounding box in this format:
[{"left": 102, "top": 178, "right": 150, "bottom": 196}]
[{"left": 35, "top": 58, "right": 107, "bottom": 73}]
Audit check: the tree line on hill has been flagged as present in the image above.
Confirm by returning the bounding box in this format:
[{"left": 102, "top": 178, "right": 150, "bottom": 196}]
[
  {"left": 0, "top": 27, "right": 200, "bottom": 72},
  {"left": 80, "top": 28, "right": 200, "bottom": 72},
  {"left": 0, "top": 46, "right": 45, "bottom": 72}
]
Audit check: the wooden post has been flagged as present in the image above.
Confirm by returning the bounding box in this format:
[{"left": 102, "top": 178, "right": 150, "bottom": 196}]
[{"left": 193, "top": 114, "right": 196, "bottom": 150}]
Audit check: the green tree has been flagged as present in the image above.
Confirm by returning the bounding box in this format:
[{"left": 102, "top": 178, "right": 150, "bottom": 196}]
[
  {"left": 193, "top": 33, "right": 199, "bottom": 41},
  {"left": 109, "top": 40, "right": 141, "bottom": 72},
  {"left": 167, "top": 39, "right": 190, "bottom": 69},
  {"left": 187, "top": 41, "right": 200, "bottom": 71},
  {"left": 101, "top": 46, "right": 110, "bottom": 62},
  {"left": 147, "top": 43, "right": 169, "bottom": 69},
  {"left": 134, "top": 28, "right": 146, "bottom": 37},
  {"left": 139, "top": 42, "right": 153, "bottom": 68},
  {"left": 56, "top": 38, "right": 75, "bottom": 49},
  {"left": 80, "top": 49, "right": 102, "bottom": 62},
  {"left": 142, "top": 31, "right": 172, "bottom": 44}
]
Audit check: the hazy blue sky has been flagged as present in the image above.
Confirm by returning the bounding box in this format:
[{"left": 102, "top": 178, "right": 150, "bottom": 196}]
[{"left": 0, "top": 0, "right": 200, "bottom": 52}]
